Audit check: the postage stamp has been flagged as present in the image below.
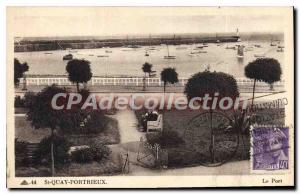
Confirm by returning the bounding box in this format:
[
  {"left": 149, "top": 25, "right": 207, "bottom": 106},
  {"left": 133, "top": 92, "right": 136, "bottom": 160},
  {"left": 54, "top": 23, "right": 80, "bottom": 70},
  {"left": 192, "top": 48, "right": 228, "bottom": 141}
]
[{"left": 251, "top": 126, "right": 289, "bottom": 171}]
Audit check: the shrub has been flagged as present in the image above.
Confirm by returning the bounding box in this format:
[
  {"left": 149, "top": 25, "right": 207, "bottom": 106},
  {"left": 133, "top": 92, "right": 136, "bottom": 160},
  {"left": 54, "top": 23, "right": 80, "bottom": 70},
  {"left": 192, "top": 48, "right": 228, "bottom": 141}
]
[
  {"left": 71, "top": 148, "right": 94, "bottom": 163},
  {"left": 167, "top": 148, "right": 202, "bottom": 167},
  {"left": 14, "top": 96, "right": 25, "bottom": 108},
  {"left": 71, "top": 143, "right": 111, "bottom": 163},
  {"left": 23, "top": 92, "right": 36, "bottom": 109},
  {"left": 83, "top": 111, "right": 108, "bottom": 134},
  {"left": 146, "top": 129, "right": 185, "bottom": 149},
  {"left": 33, "top": 135, "right": 71, "bottom": 167},
  {"left": 15, "top": 138, "right": 30, "bottom": 167},
  {"left": 59, "top": 110, "right": 108, "bottom": 135},
  {"left": 90, "top": 142, "right": 111, "bottom": 161}
]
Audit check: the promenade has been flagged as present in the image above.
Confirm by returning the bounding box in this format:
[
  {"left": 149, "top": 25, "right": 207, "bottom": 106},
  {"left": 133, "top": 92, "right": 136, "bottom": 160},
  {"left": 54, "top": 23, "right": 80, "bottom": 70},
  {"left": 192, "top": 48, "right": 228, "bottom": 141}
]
[{"left": 15, "top": 83, "right": 284, "bottom": 95}]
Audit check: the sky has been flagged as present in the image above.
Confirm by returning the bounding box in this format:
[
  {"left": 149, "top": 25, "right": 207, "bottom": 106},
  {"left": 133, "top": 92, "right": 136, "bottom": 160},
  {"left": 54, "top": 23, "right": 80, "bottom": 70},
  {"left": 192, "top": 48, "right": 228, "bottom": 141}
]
[{"left": 8, "top": 7, "right": 288, "bottom": 37}]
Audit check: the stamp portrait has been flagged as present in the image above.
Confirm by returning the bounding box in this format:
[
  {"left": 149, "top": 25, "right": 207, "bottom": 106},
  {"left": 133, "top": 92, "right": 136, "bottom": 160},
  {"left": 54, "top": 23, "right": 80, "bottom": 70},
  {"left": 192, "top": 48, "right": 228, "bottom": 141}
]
[{"left": 252, "top": 126, "right": 289, "bottom": 171}]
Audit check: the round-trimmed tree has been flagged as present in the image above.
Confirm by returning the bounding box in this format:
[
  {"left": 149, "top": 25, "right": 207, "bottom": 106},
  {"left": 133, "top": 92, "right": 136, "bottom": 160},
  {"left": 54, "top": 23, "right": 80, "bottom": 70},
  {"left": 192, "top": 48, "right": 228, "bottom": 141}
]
[
  {"left": 245, "top": 58, "right": 282, "bottom": 109},
  {"left": 66, "top": 59, "right": 92, "bottom": 92},
  {"left": 184, "top": 70, "right": 239, "bottom": 104},
  {"left": 160, "top": 68, "right": 179, "bottom": 92},
  {"left": 184, "top": 70, "right": 239, "bottom": 163},
  {"left": 142, "top": 62, "right": 153, "bottom": 91}
]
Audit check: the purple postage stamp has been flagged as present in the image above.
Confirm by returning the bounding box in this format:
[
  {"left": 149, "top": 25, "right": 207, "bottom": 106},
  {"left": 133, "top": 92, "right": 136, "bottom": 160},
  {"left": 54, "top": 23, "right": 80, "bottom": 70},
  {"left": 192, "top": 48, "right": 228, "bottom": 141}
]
[{"left": 252, "top": 126, "right": 289, "bottom": 170}]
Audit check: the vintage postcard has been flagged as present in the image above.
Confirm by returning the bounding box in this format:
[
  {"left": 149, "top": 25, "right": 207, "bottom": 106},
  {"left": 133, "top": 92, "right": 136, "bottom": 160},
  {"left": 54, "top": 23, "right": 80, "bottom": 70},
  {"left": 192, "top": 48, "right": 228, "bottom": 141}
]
[{"left": 6, "top": 7, "right": 294, "bottom": 188}]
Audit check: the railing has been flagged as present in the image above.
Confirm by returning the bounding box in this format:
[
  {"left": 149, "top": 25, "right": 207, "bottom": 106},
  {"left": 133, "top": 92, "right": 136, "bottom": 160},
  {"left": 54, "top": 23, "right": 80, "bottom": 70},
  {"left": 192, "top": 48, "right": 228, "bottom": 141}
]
[{"left": 19, "top": 76, "right": 285, "bottom": 87}]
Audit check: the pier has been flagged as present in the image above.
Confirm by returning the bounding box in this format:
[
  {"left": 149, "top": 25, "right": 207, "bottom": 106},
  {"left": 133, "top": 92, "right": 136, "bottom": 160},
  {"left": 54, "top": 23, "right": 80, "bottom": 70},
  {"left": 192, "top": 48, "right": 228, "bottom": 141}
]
[{"left": 14, "top": 34, "right": 240, "bottom": 52}]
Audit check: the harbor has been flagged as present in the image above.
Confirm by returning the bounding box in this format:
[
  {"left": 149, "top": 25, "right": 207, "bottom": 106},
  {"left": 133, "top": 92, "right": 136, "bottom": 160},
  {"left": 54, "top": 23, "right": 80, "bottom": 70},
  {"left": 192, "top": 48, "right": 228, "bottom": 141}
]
[
  {"left": 15, "top": 33, "right": 241, "bottom": 52},
  {"left": 15, "top": 37, "right": 284, "bottom": 78}
]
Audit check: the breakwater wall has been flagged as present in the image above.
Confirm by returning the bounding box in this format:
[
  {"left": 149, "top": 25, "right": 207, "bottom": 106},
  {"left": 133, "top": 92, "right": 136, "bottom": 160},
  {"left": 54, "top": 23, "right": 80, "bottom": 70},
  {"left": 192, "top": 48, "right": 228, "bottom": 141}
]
[{"left": 15, "top": 35, "right": 240, "bottom": 52}]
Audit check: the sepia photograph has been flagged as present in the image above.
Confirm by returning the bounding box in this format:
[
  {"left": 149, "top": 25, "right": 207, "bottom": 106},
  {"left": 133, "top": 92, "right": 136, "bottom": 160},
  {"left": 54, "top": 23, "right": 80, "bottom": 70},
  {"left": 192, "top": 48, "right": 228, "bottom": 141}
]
[{"left": 6, "top": 6, "right": 294, "bottom": 188}]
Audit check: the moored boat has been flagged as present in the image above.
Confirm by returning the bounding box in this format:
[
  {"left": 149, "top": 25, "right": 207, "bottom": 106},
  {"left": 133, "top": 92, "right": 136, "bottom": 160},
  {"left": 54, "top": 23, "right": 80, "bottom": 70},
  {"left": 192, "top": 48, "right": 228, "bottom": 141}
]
[
  {"left": 277, "top": 48, "right": 284, "bottom": 52},
  {"left": 237, "top": 45, "right": 244, "bottom": 58},
  {"left": 63, "top": 54, "right": 73, "bottom": 60},
  {"left": 164, "top": 44, "right": 176, "bottom": 59},
  {"left": 254, "top": 54, "right": 265, "bottom": 58},
  {"left": 254, "top": 44, "right": 262, "bottom": 48}
]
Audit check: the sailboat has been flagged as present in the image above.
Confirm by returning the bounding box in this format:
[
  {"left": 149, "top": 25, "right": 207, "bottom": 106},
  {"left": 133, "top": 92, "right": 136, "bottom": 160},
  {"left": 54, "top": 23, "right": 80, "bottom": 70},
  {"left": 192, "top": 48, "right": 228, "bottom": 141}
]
[
  {"left": 188, "top": 44, "right": 207, "bottom": 56},
  {"left": 237, "top": 45, "right": 244, "bottom": 58},
  {"left": 145, "top": 35, "right": 152, "bottom": 56},
  {"left": 236, "top": 28, "right": 242, "bottom": 42},
  {"left": 270, "top": 40, "right": 277, "bottom": 46},
  {"left": 164, "top": 44, "right": 176, "bottom": 59},
  {"left": 277, "top": 41, "right": 284, "bottom": 52},
  {"left": 147, "top": 34, "right": 156, "bottom": 51},
  {"left": 254, "top": 44, "right": 262, "bottom": 48},
  {"left": 277, "top": 47, "right": 284, "bottom": 52},
  {"left": 254, "top": 46, "right": 274, "bottom": 58},
  {"left": 270, "top": 36, "right": 279, "bottom": 46},
  {"left": 216, "top": 33, "right": 221, "bottom": 46}
]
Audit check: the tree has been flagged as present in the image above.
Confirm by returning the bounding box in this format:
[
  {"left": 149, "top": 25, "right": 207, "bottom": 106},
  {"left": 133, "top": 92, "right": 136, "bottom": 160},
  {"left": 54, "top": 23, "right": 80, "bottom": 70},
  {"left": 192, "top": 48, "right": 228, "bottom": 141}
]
[
  {"left": 160, "top": 68, "right": 179, "bottom": 92},
  {"left": 142, "top": 62, "right": 153, "bottom": 91},
  {"left": 66, "top": 59, "right": 92, "bottom": 92},
  {"left": 184, "top": 70, "right": 239, "bottom": 103},
  {"left": 184, "top": 70, "right": 239, "bottom": 163},
  {"left": 26, "top": 85, "right": 68, "bottom": 176},
  {"left": 14, "top": 58, "right": 29, "bottom": 86},
  {"left": 34, "top": 136, "right": 71, "bottom": 168},
  {"left": 23, "top": 91, "right": 36, "bottom": 108},
  {"left": 245, "top": 58, "right": 282, "bottom": 109}
]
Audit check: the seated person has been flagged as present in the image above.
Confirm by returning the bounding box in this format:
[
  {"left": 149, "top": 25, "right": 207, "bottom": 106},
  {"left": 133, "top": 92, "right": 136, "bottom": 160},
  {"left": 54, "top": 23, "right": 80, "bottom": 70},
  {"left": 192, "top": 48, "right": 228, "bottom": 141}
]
[
  {"left": 141, "top": 110, "right": 159, "bottom": 131},
  {"left": 147, "top": 110, "right": 158, "bottom": 121}
]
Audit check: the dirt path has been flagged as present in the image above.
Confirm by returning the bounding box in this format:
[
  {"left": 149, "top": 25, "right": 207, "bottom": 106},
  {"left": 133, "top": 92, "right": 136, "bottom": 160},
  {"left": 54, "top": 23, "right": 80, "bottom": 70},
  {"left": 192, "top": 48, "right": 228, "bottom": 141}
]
[{"left": 114, "top": 109, "right": 145, "bottom": 143}]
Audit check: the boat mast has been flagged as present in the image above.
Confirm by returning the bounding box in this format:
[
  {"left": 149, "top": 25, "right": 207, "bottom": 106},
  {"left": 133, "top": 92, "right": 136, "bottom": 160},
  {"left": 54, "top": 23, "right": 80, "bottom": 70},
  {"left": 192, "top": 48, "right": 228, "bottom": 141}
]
[
  {"left": 225, "top": 15, "right": 229, "bottom": 48},
  {"left": 167, "top": 44, "right": 170, "bottom": 57}
]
